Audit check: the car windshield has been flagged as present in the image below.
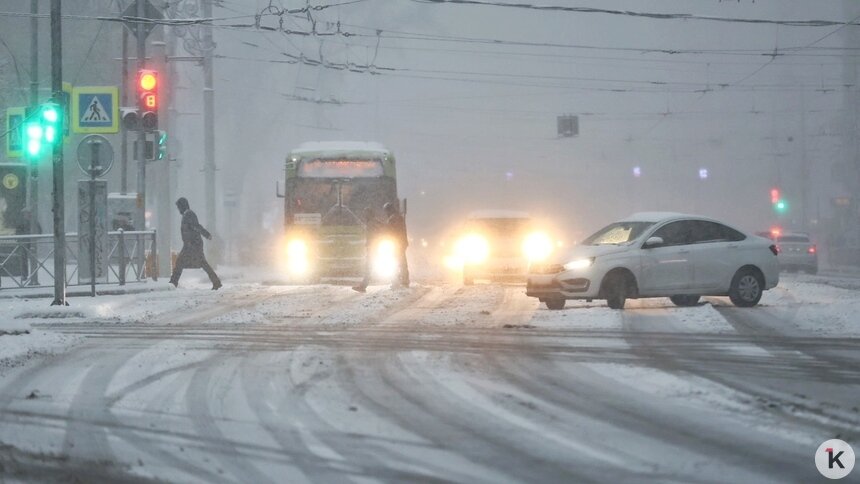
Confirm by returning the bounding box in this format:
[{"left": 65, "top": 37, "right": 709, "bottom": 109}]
[
  {"left": 467, "top": 218, "right": 530, "bottom": 236},
  {"left": 582, "top": 221, "right": 656, "bottom": 246}
]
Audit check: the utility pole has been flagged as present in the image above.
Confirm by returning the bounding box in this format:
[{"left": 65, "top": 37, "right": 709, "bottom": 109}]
[
  {"left": 50, "top": 0, "right": 66, "bottom": 306},
  {"left": 135, "top": 0, "right": 147, "bottom": 231},
  {"left": 799, "top": 89, "right": 809, "bottom": 232},
  {"left": 152, "top": 38, "right": 172, "bottom": 277},
  {"left": 29, "top": 0, "right": 40, "bottom": 285},
  {"left": 202, "top": 0, "right": 217, "bottom": 259}
]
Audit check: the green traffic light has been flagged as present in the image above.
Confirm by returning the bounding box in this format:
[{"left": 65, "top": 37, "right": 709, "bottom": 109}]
[
  {"left": 775, "top": 199, "right": 788, "bottom": 213},
  {"left": 24, "top": 123, "right": 43, "bottom": 158},
  {"left": 42, "top": 106, "right": 58, "bottom": 123},
  {"left": 156, "top": 130, "right": 167, "bottom": 160}
]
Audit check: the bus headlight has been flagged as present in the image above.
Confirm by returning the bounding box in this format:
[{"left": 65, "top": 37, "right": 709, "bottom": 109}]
[
  {"left": 455, "top": 234, "right": 490, "bottom": 265},
  {"left": 286, "top": 239, "right": 310, "bottom": 275},
  {"left": 523, "top": 232, "right": 554, "bottom": 262},
  {"left": 373, "top": 238, "right": 398, "bottom": 279}
]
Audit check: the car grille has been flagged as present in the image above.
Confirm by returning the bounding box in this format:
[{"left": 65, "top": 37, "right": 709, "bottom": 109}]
[{"left": 530, "top": 263, "right": 565, "bottom": 274}]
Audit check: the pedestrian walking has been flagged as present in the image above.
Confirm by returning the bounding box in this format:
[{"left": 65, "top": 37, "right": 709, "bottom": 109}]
[
  {"left": 383, "top": 201, "right": 409, "bottom": 288},
  {"left": 169, "top": 197, "right": 222, "bottom": 290},
  {"left": 352, "top": 206, "right": 384, "bottom": 293}
]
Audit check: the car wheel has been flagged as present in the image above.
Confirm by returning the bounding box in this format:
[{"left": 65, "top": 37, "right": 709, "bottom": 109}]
[
  {"left": 604, "top": 280, "right": 627, "bottom": 310},
  {"left": 670, "top": 295, "right": 700, "bottom": 307},
  {"left": 545, "top": 298, "right": 565, "bottom": 310},
  {"left": 804, "top": 266, "right": 818, "bottom": 275},
  {"left": 729, "top": 268, "right": 763, "bottom": 307}
]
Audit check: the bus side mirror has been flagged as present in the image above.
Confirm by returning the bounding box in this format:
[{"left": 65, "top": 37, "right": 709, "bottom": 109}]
[
  {"left": 401, "top": 198, "right": 407, "bottom": 215},
  {"left": 276, "top": 181, "right": 285, "bottom": 199}
]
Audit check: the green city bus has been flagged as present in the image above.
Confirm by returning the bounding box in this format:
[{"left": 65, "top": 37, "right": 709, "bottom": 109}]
[{"left": 278, "top": 142, "right": 401, "bottom": 281}]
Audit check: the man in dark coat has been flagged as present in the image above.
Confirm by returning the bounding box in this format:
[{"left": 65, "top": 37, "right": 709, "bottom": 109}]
[
  {"left": 352, "top": 206, "right": 384, "bottom": 293},
  {"left": 384, "top": 201, "right": 409, "bottom": 288},
  {"left": 169, "top": 197, "right": 221, "bottom": 289}
]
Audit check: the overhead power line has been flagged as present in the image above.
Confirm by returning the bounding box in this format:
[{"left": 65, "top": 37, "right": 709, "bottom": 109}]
[{"left": 410, "top": 0, "right": 860, "bottom": 27}]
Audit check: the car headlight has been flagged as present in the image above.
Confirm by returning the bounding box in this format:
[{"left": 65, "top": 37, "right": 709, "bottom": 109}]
[
  {"left": 455, "top": 234, "right": 490, "bottom": 265},
  {"left": 286, "top": 239, "right": 310, "bottom": 275},
  {"left": 523, "top": 232, "right": 554, "bottom": 262},
  {"left": 563, "top": 257, "right": 594, "bottom": 271},
  {"left": 373, "top": 238, "right": 398, "bottom": 279}
]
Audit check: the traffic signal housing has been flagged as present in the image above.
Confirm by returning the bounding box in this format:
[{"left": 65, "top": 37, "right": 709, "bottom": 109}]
[
  {"left": 23, "top": 101, "right": 63, "bottom": 161},
  {"left": 137, "top": 69, "right": 158, "bottom": 130},
  {"left": 770, "top": 188, "right": 788, "bottom": 214}
]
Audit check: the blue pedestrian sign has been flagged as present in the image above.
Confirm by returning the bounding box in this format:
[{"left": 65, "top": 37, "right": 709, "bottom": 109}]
[{"left": 72, "top": 86, "right": 119, "bottom": 134}]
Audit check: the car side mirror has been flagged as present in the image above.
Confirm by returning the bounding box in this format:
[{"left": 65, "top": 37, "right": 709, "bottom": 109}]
[{"left": 643, "top": 236, "right": 664, "bottom": 249}]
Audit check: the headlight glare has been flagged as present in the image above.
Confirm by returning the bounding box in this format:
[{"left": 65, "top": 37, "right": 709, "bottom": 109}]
[
  {"left": 564, "top": 257, "right": 594, "bottom": 271},
  {"left": 373, "top": 238, "right": 398, "bottom": 279},
  {"left": 523, "top": 232, "right": 554, "bottom": 262},
  {"left": 455, "top": 234, "right": 490, "bottom": 265},
  {"left": 286, "top": 239, "right": 310, "bottom": 275}
]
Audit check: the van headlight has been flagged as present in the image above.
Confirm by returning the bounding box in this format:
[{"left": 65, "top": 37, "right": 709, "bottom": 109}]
[
  {"left": 523, "top": 232, "right": 554, "bottom": 262},
  {"left": 373, "top": 238, "right": 398, "bottom": 279},
  {"left": 286, "top": 239, "right": 310, "bottom": 275},
  {"left": 564, "top": 257, "right": 594, "bottom": 271}
]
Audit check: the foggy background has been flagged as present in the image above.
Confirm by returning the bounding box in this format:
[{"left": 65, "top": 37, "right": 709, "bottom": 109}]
[{"left": 1, "top": 0, "right": 858, "bottom": 260}]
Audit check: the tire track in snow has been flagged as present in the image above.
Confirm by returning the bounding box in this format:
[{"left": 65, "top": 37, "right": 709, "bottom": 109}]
[{"left": 621, "top": 306, "right": 860, "bottom": 434}]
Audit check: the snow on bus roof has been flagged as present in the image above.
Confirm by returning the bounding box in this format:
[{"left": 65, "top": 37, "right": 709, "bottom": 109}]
[
  {"left": 292, "top": 141, "right": 389, "bottom": 155},
  {"left": 467, "top": 210, "right": 531, "bottom": 220}
]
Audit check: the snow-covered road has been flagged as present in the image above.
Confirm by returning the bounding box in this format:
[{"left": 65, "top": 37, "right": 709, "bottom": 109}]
[{"left": 0, "top": 276, "right": 857, "bottom": 482}]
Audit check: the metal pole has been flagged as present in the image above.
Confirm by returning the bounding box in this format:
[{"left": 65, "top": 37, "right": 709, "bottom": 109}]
[
  {"left": 28, "top": 0, "right": 40, "bottom": 286},
  {"left": 121, "top": 25, "right": 129, "bottom": 194},
  {"left": 799, "top": 89, "right": 809, "bottom": 231},
  {"left": 50, "top": 0, "right": 66, "bottom": 306},
  {"left": 202, "top": 0, "right": 217, "bottom": 257},
  {"left": 89, "top": 143, "right": 98, "bottom": 297},
  {"left": 152, "top": 38, "right": 171, "bottom": 278},
  {"left": 135, "top": 0, "right": 147, "bottom": 231},
  {"left": 134, "top": 0, "right": 148, "bottom": 278}
]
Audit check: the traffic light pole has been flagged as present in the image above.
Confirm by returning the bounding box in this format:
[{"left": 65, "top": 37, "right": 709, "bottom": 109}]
[
  {"left": 50, "top": 0, "right": 66, "bottom": 306},
  {"left": 121, "top": 26, "right": 129, "bottom": 195},
  {"left": 29, "top": 0, "right": 40, "bottom": 285},
  {"left": 135, "top": 0, "right": 147, "bottom": 232}
]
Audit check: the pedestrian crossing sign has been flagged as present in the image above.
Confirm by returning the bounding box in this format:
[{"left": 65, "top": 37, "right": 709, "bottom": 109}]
[{"left": 72, "top": 86, "right": 119, "bottom": 133}]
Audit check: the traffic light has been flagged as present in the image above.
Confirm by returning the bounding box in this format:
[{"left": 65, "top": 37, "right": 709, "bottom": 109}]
[
  {"left": 121, "top": 107, "right": 139, "bottom": 130},
  {"left": 137, "top": 130, "right": 167, "bottom": 161},
  {"left": 23, "top": 101, "right": 63, "bottom": 161},
  {"left": 770, "top": 188, "right": 788, "bottom": 214},
  {"left": 155, "top": 130, "right": 167, "bottom": 160},
  {"left": 137, "top": 69, "right": 158, "bottom": 130},
  {"left": 774, "top": 199, "right": 788, "bottom": 213}
]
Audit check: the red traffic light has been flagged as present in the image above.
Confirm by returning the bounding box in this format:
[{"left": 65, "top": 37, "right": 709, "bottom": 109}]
[
  {"left": 138, "top": 70, "right": 157, "bottom": 91},
  {"left": 770, "top": 188, "right": 780, "bottom": 204}
]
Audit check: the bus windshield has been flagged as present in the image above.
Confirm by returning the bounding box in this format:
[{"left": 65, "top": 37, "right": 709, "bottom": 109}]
[{"left": 288, "top": 178, "right": 396, "bottom": 226}]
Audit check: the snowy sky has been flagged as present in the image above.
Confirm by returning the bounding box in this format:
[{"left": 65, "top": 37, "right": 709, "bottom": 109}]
[{"left": 2, "top": 0, "right": 856, "bottom": 245}]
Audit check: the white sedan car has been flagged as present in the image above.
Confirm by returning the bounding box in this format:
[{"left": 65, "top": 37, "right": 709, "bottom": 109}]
[{"left": 526, "top": 213, "right": 779, "bottom": 310}]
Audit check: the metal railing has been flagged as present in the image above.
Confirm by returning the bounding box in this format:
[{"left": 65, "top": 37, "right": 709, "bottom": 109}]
[{"left": 0, "top": 230, "right": 157, "bottom": 290}]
